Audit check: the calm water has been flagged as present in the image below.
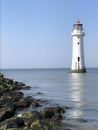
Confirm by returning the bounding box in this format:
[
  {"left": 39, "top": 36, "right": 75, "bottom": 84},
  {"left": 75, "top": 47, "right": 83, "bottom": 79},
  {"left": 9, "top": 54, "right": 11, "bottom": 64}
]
[{"left": 1, "top": 68, "right": 98, "bottom": 130}]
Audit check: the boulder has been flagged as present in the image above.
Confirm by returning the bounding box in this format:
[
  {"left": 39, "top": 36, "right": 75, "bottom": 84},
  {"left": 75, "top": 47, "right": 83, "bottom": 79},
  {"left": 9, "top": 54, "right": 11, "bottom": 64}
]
[
  {"left": 12, "top": 98, "right": 30, "bottom": 110},
  {"left": 0, "top": 117, "right": 24, "bottom": 130},
  {"left": 21, "top": 111, "right": 40, "bottom": 126},
  {"left": 32, "top": 100, "right": 41, "bottom": 107},
  {"left": 40, "top": 108, "right": 55, "bottom": 119},
  {"left": 21, "top": 111, "right": 39, "bottom": 119},
  {"left": 22, "top": 86, "right": 31, "bottom": 90},
  {"left": 0, "top": 106, "right": 14, "bottom": 122},
  {"left": 30, "top": 119, "right": 42, "bottom": 129},
  {"left": 0, "top": 73, "right": 4, "bottom": 78}
]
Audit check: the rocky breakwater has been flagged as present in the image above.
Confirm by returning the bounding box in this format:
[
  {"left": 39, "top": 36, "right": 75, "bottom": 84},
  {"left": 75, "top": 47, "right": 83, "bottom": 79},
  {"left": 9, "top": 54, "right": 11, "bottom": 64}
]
[{"left": 0, "top": 73, "right": 70, "bottom": 130}]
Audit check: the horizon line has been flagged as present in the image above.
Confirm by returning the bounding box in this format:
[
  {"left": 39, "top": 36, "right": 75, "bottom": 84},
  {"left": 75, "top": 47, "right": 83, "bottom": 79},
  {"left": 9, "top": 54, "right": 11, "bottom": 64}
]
[{"left": 1, "top": 67, "right": 98, "bottom": 70}]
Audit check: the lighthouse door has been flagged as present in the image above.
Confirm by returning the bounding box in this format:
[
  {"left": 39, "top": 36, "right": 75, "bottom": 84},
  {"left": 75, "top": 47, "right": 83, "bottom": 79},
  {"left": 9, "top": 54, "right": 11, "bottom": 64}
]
[
  {"left": 78, "top": 57, "right": 80, "bottom": 70},
  {"left": 78, "top": 57, "right": 80, "bottom": 61}
]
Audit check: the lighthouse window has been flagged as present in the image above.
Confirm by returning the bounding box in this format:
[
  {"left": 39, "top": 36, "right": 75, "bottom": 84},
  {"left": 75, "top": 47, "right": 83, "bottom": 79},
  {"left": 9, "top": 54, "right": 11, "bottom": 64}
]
[
  {"left": 78, "top": 42, "right": 79, "bottom": 44},
  {"left": 78, "top": 36, "right": 79, "bottom": 39}
]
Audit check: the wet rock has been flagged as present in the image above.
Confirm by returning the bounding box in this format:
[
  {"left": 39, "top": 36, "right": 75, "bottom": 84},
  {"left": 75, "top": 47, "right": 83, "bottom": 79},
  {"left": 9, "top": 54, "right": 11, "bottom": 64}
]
[
  {"left": 22, "top": 86, "right": 31, "bottom": 90},
  {"left": 12, "top": 98, "right": 30, "bottom": 110},
  {"left": 40, "top": 108, "right": 55, "bottom": 119},
  {"left": 0, "top": 117, "right": 24, "bottom": 130},
  {"left": 24, "top": 96, "right": 33, "bottom": 104},
  {"left": 36, "top": 92, "right": 43, "bottom": 95},
  {"left": 21, "top": 109, "right": 62, "bottom": 130},
  {"left": 18, "top": 82, "right": 25, "bottom": 87},
  {"left": 44, "top": 106, "right": 65, "bottom": 114},
  {"left": 39, "top": 106, "right": 66, "bottom": 121},
  {"left": 21, "top": 111, "right": 40, "bottom": 126},
  {"left": 0, "top": 106, "right": 14, "bottom": 122},
  {"left": 32, "top": 101, "right": 41, "bottom": 107},
  {"left": 4, "top": 78, "right": 13, "bottom": 84},
  {"left": 32, "top": 99, "right": 42, "bottom": 107},
  {"left": 0, "top": 73, "right": 4, "bottom": 78},
  {"left": 53, "top": 106, "right": 65, "bottom": 113},
  {"left": 77, "top": 118, "right": 87, "bottom": 123},
  {"left": 32, "top": 98, "right": 49, "bottom": 108},
  {"left": 30, "top": 119, "right": 42, "bottom": 129},
  {"left": 37, "top": 99, "right": 49, "bottom": 104},
  {"left": 21, "top": 111, "right": 40, "bottom": 119},
  {"left": 52, "top": 114, "right": 62, "bottom": 120},
  {"left": 0, "top": 91, "right": 24, "bottom": 108}
]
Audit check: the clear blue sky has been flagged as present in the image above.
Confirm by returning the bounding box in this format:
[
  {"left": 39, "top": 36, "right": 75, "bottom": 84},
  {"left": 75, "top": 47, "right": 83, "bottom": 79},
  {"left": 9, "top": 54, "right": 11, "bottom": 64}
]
[{"left": 1, "top": 0, "right": 98, "bottom": 69}]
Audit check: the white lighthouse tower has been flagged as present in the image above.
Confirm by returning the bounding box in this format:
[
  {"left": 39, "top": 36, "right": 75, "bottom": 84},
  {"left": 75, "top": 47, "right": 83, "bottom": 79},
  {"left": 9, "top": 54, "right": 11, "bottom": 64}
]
[{"left": 71, "top": 20, "right": 86, "bottom": 73}]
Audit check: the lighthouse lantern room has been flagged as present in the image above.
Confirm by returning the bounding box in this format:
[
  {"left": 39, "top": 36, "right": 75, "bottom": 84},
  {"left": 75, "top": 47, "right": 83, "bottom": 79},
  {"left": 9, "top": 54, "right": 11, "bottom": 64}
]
[{"left": 71, "top": 20, "right": 86, "bottom": 73}]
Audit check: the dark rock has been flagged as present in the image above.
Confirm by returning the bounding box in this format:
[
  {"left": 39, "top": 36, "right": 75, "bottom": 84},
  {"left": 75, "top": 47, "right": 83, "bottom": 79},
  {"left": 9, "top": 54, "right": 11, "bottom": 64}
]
[
  {"left": 32, "top": 101, "right": 41, "bottom": 107},
  {"left": 52, "top": 114, "right": 62, "bottom": 120},
  {"left": 44, "top": 106, "right": 65, "bottom": 114},
  {"left": 40, "top": 108, "right": 55, "bottom": 119},
  {"left": 36, "top": 92, "right": 42, "bottom": 95},
  {"left": 0, "top": 91, "right": 24, "bottom": 105},
  {"left": 0, "top": 73, "right": 4, "bottom": 78},
  {"left": 32, "top": 99, "right": 42, "bottom": 107},
  {"left": 21, "top": 111, "right": 40, "bottom": 126},
  {"left": 37, "top": 99, "right": 49, "bottom": 104},
  {"left": 63, "top": 106, "right": 70, "bottom": 109},
  {"left": 21, "top": 111, "right": 39, "bottom": 119},
  {"left": 24, "top": 96, "right": 33, "bottom": 103},
  {"left": 30, "top": 119, "right": 42, "bottom": 129},
  {"left": 18, "top": 82, "right": 25, "bottom": 87},
  {"left": 21, "top": 110, "right": 62, "bottom": 130},
  {"left": 0, "top": 106, "right": 14, "bottom": 122},
  {"left": 39, "top": 106, "right": 66, "bottom": 120},
  {"left": 77, "top": 118, "right": 87, "bottom": 123},
  {"left": 0, "top": 117, "right": 24, "bottom": 130},
  {"left": 53, "top": 106, "right": 65, "bottom": 113},
  {"left": 22, "top": 85, "right": 31, "bottom": 90},
  {"left": 15, "top": 118, "right": 24, "bottom": 127},
  {"left": 12, "top": 98, "right": 30, "bottom": 110},
  {"left": 14, "top": 81, "right": 19, "bottom": 85}
]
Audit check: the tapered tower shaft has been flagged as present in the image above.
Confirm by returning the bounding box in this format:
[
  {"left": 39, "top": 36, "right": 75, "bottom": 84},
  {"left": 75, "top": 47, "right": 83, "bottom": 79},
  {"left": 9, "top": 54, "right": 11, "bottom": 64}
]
[{"left": 71, "top": 20, "right": 86, "bottom": 73}]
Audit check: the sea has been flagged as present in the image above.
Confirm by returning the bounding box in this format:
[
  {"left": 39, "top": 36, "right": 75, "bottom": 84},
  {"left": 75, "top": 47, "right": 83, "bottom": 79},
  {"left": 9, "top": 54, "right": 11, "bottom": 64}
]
[{"left": 1, "top": 68, "right": 98, "bottom": 130}]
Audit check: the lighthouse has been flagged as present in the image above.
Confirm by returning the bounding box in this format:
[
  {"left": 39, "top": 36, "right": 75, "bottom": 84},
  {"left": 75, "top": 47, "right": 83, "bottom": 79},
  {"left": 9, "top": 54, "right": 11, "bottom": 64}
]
[{"left": 71, "top": 20, "right": 86, "bottom": 73}]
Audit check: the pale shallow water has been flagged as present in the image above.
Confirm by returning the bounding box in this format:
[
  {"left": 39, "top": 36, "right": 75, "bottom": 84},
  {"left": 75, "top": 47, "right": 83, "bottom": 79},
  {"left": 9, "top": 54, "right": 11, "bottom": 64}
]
[{"left": 1, "top": 68, "right": 98, "bottom": 130}]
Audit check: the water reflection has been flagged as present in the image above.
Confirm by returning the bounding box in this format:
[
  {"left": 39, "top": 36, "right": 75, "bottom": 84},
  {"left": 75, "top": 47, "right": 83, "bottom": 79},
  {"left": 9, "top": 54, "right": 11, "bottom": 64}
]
[{"left": 70, "top": 73, "right": 85, "bottom": 118}]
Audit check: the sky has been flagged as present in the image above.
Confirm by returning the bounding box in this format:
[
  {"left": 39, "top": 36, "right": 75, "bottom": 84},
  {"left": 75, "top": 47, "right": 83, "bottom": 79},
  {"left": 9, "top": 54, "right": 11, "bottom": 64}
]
[{"left": 0, "top": 0, "right": 98, "bottom": 69}]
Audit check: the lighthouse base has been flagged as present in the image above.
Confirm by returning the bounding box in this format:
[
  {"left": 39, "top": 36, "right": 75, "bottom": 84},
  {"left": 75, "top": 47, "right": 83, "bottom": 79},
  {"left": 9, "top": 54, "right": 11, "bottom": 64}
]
[{"left": 71, "top": 69, "right": 86, "bottom": 73}]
